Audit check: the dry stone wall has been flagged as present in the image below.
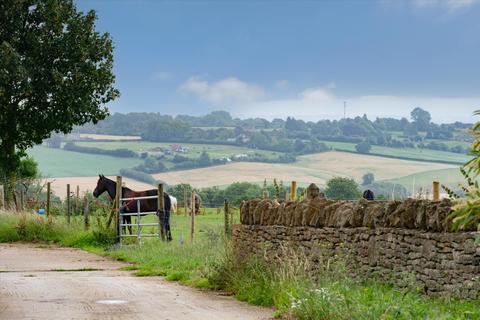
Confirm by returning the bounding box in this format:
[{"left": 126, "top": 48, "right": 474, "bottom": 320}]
[{"left": 234, "top": 197, "right": 480, "bottom": 298}]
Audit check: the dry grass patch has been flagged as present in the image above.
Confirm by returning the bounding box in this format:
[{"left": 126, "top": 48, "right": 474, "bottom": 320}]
[{"left": 154, "top": 151, "right": 454, "bottom": 188}]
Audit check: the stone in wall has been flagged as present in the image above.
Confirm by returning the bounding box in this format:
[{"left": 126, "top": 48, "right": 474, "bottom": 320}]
[
  {"left": 239, "top": 196, "right": 461, "bottom": 231},
  {"left": 233, "top": 225, "right": 480, "bottom": 299}
]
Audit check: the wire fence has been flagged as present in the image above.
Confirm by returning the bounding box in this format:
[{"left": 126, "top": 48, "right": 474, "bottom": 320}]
[{"left": 3, "top": 177, "right": 443, "bottom": 244}]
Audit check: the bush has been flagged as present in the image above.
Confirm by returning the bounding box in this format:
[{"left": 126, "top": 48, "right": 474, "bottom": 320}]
[
  {"left": 361, "top": 173, "right": 374, "bottom": 186},
  {"left": 325, "top": 177, "right": 360, "bottom": 200},
  {"left": 355, "top": 141, "right": 371, "bottom": 154},
  {"left": 172, "top": 154, "right": 189, "bottom": 163},
  {"left": 64, "top": 142, "right": 137, "bottom": 158},
  {"left": 0, "top": 212, "right": 115, "bottom": 248},
  {"left": 135, "top": 156, "right": 167, "bottom": 174}
]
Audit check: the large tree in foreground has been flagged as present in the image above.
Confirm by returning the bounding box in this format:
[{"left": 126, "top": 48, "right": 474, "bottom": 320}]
[{"left": 0, "top": 0, "right": 119, "bottom": 206}]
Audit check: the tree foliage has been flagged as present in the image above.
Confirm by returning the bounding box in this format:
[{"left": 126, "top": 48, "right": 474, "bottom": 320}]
[
  {"left": 0, "top": 0, "right": 118, "bottom": 204},
  {"left": 355, "top": 141, "right": 371, "bottom": 154},
  {"left": 324, "top": 177, "right": 361, "bottom": 200},
  {"left": 410, "top": 107, "right": 431, "bottom": 131},
  {"left": 362, "top": 173, "right": 375, "bottom": 186},
  {"left": 449, "top": 111, "right": 480, "bottom": 237}
]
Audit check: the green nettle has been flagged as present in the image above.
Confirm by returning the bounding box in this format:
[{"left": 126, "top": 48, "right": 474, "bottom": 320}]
[
  {"left": 0, "top": 0, "right": 119, "bottom": 206},
  {"left": 448, "top": 110, "right": 480, "bottom": 238}
]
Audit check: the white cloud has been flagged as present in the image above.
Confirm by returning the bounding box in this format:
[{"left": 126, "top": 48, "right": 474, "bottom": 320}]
[
  {"left": 180, "top": 76, "right": 265, "bottom": 104},
  {"left": 230, "top": 84, "right": 479, "bottom": 123},
  {"left": 299, "top": 82, "right": 336, "bottom": 101},
  {"left": 411, "top": 0, "right": 479, "bottom": 11}
]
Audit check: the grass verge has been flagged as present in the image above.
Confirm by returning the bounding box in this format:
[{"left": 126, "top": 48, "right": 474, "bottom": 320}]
[{"left": 0, "top": 211, "right": 479, "bottom": 319}]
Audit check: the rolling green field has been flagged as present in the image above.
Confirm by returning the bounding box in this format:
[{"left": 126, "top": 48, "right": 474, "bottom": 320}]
[
  {"left": 320, "top": 140, "right": 471, "bottom": 164},
  {"left": 29, "top": 140, "right": 470, "bottom": 197},
  {"left": 75, "top": 141, "right": 284, "bottom": 160},
  {"left": 385, "top": 168, "right": 466, "bottom": 193},
  {"left": 27, "top": 146, "right": 143, "bottom": 177},
  {"left": 77, "top": 139, "right": 471, "bottom": 164}
]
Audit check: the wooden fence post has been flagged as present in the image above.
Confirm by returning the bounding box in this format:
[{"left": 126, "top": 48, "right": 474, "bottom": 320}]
[
  {"left": 66, "top": 184, "right": 71, "bottom": 224},
  {"left": 291, "top": 181, "right": 297, "bottom": 201},
  {"left": 184, "top": 188, "right": 187, "bottom": 217},
  {"left": 158, "top": 183, "right": 166, "bottom": 241},
  {"left": 190, "top": 191, "right": 195, "bottom": 244},
  {"left": 0, "top": 185, "right": 4, "bottom": 211},
  {"left": 83, "top": 197, "right": 89, "bottom": 230},
  {"left": 46, "top": 182, "right": 51, "bottom": 218},
  {"left": 432, "top": 181, "right": 440, "bottom": 201},
  {"left": 263, "top": 191, "right": 269, "bottom": 199},
  {"left": 19, "top": 188, "right": 24, "bottom": 212},
  {"left": 224, "top": 199, "right": 230, "bottom": 236},
  {"left": 76, "top": 185, "right": 80, "bottom": 214},
  {"left": 115, "top": 176, "right": 122, "bottom": 242}
]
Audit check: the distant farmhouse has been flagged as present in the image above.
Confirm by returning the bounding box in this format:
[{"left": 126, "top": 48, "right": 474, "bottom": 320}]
[{"left": 170, "top": 144, "right": 189, "bottom": 153}]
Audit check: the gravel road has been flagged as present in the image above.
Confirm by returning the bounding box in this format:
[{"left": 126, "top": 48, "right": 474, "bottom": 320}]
[{"left": 0, "top": 243, "right": 271, "bottom": 320}]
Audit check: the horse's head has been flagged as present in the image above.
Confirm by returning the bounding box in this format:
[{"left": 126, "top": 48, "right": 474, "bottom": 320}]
[
  {"left": 93, "top": 174, "right": 108, "bottom": 198},
  {"left": 362, "top": 189, "right": 375, "bottom": 201}
]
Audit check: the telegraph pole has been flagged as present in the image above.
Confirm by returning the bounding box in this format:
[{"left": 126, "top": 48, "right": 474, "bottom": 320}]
[{"left": 343, "top": 101, "right": 347, "bottom": 119}]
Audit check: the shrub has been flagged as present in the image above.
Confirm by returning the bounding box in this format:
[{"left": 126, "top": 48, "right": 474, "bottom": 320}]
[
  {"left": 355, "top": 141, "right": 371, "bottom": 154},
  {"left": 64, "top": 142, "right": 137, "bottom": 158},
  {"left": 361, "top": 173, "right": 374, "bottom": 186},
  {"left": 325, "top": 177, "right": 360, "bottom": 200}
]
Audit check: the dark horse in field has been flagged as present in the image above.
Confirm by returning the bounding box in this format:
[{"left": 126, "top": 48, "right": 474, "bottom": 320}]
[{"left": 93, "top": 175, "right": 172, "bottom": 241}]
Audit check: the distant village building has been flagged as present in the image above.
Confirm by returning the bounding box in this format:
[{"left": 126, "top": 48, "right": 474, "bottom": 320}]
[
  {"left": 233, "top": 154, "right": 249, "bottom": 160},
  {"left": 227, "top": 134, "right": 250, "bottom": 144},
  {"left": 170, "top": 144, "right": 189, "bottom": 153}
]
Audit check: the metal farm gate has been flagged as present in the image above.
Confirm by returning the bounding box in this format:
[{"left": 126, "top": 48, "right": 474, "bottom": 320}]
[
  {"left": 114, "top": 177, "right": 167, "bottom": 245},
  {"left": 118, "top": 194, "right": 161, "bottom": 244}
]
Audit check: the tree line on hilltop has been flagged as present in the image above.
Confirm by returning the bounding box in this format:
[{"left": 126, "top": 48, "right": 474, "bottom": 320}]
[{"left": 76, "top": 108, "right": 472, "bottom": 155}]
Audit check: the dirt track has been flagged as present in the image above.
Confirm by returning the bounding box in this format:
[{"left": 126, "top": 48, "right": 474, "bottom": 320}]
[{"left": 0, "top": 243, "right": 271, "bottom": 320}]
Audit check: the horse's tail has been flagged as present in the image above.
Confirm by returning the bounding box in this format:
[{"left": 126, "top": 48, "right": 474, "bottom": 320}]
[{"left": 164, "top": 192, "right": 171, "bottom": 214}]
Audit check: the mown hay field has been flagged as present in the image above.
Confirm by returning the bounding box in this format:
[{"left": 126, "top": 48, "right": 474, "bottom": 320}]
[{"left": 154, "top": 151, "right": 454, "bottom": 188}]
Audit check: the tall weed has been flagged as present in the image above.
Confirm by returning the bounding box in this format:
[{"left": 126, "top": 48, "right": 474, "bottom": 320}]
[{"left": 208, "top": 244, "right": 480, "bottom": 320}]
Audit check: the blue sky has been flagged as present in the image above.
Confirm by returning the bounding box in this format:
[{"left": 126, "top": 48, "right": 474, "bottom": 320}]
[{"left": 78, "top": 0, "right": 480, "bottom": 123}]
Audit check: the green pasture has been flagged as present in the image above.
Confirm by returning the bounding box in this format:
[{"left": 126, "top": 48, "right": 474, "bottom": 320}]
[
  {"left": 27, "top": 146, "right": 143, "bottom": 177},
  {"left": 384, "top": 168, "right": 468, "bottom": 193},
  {"left": 423, "top": 139, "right": 472, "bottom": 148},
  {"left": 320, "top": 140, "right": 471, "bottom": 163},
  {"left": 121, "top": 207, "right": 239, "bottom": 243},
  {"left": 191, "top": 126, "right": 235, "bottom": 130},
  {"left": 75, "top": 140, "right": 284, "bottom": 159}
]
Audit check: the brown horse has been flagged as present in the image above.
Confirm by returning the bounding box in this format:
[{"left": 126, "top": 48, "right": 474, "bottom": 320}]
[{"left": 92, "top": 175, "right": 172, "bottom": 241}]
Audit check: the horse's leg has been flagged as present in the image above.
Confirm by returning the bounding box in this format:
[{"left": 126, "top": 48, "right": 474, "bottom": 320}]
[
  {"left": 165, "top": 210, "right": 172, "bottom": 242},
  {"left": 123, "top": 215, "right": 130, "bottom": 234},
  {"left": 127, "top": 215, "right": 132, "bottom": 235}
]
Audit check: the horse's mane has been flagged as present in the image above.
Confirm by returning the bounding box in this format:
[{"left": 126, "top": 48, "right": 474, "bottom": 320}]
[{"left": 103, "top": 176, "right": 134, "bottom": 192}]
